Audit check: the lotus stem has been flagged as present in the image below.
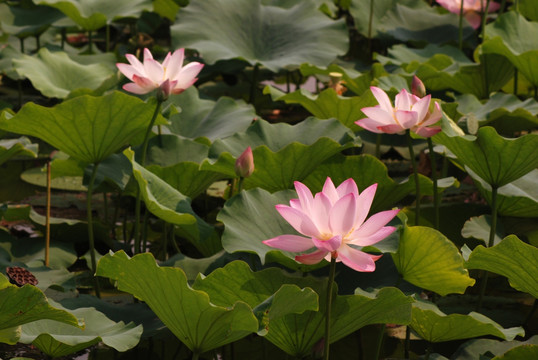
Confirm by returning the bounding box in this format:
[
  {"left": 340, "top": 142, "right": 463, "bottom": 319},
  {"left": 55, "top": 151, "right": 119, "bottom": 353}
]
[
  {"left": 106, "top": 24, "right": 110, "bottom": 52},
  {"left": 427, "top": 138, "right": 439, "bottom": 230},
  {"left": 87, "top": 162, "right": 101, "bottom": 298},
  {"left": 88, "top": 30, "right": 93, "bottom": 54},
  {"left": 404, "top": 326, "right": 411, "bottom": 359},
  {"left": 499, "top": 0, "right": 506, "bottom": 15},
  {"left": 375, "top": 134, "right": 382, "bottom": 158},
  {"left": 250, "top": 64, "right": 260, "bottom": 106},
  {"left": 35, "top": 35, "right": 41, "bottom": 50},
  {"left": 406, "top": 131, "right": 420, "bottom": 226},
  {"left": 458, "top": 0, "right": 464, "bottom": 50},
  {"left": 481, "top": 0, "right": 491, "bottom": 39},
  {"left": 476, "top": 185, "right": 498, "bottom": 311},
  {"left": 192, "top": 351, "right": 199, "bottom": 360},
  {"left": 514, "top": 69, "right": 518, "bottom": 95},
  {"left": 368, "top": 0, "right": 374, "bottom": 59},
  {"left": 237, "top": 177, "right": 245, "bottom": 193},
  {"left": 45, "top": 161, "right": 51, "bottom": 267},
  {"left": 373, "top": 324, "right": 386, "bottom": 360},
  {"left": 323, "top": 256, "right": 337, "bottom": 360},
  {"left": 134, "top": 98, "right": 163, "bottom": 254}
]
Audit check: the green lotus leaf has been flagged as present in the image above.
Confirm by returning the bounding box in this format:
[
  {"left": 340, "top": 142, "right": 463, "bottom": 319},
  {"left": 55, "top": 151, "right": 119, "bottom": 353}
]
[
  {"left": 493, "top": 344, "right": 538, "bottom": 359},
  {"left": 0, "top": 274, "right": 81, "bottom": 332},
  {"left": 452, "top": 336, "right": 538, "bottom": 359},
  {"left": 0, "top": 91, "right": 164, "bottom": 164},
  {"left": 483, "top": 11, "right": 538, "bottom": 86},
  {"left": 411, "top": 299, "right": 524, "bottom": 343},
  {"left": 519, "top": 0, "right": 538, "bottom": 21},
  {"left": 434, "top": 126, "right": 538, "bottom": 188},
  {"left": 392, "top": 225, "right": 475, "bottom": 296},
  {"left": 461, "top": 215, "right": 503, "bottom": 246},
  {"left": 377, "top": 44, "right": 513, "bottom": 99},
  {"left": 466, "top": 235, "right": 538, "bottom": 298},
  {"left": 166, "top": 87, "right": 257, "bottom": 141},
  {"left": 124, "top": 148, "right": 221, "bottom": 256},
  {"left": 0, "top": 44, "right": 25, "bottom": 80},
  {"left": 19, "top": 300, "right": 142, "bottom": 358},
  {"left": 35, "top": 0, "right": 152, "bottom": 30},
  {"left": 0, "top": 137, "right": 38, "bottom": 166},
  {"left": 12, "top": 48, "right": 116, "bottom": 99},
  {"left": 299, "top": 62, "right": 369, "bottom": 96},
  {"left": 171, "top": 0, "right": 348, "bottom": 72},
  {"left": 349, "top": 0, "right": 473, "bottom": 43},
  {"left": 0, "top": 3, "right": 64, "bottom": 38},
  {"left": 96, "top": 251, "right": 259, "bottom": 354}
]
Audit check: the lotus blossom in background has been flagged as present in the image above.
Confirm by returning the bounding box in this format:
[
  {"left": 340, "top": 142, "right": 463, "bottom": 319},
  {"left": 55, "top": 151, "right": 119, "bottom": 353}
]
[
  {"left": 437, "top": 0, "right": 500, "bottom": 29},
  {"left": 116, "top": 48, "right": 204, "bottom": 100},
  {"left": 356, "top": 86, "right": 442, "bottom": 138},
  {"left": 263, "top": 178, "right": 399, "bottom": 272}
]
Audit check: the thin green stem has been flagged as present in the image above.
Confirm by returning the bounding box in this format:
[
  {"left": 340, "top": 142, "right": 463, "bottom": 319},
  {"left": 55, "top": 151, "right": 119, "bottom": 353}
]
[
  {"left": 427, "top": 138, "right": 439, "bottom": 230},
  {"left": 323, "top": 257, "right": 337, "bottom": 360},
  {"left": 87, "top": 162, "right": 101, "bottom": 298},
  {"left": 88, "top": 30, "right": 93, "bottom": 54},
  {"left": 61, "top": 28, "right": 66, "bottom": 50},
  {"left": 35, "top": 35, "right": 41, "bottom": 50},
  {"left": 458, "top": 0, "right": 464, "bottom": 50},
  {"left": 192, "top": 351, "right": 199, "bottom": 360},
  {"left": 373, "top": 324, "right": 386, "bottom": 360},
  {"left": 514, "top": 68, "right": 518, "bottom": 95},
  {"left": 106, "top": 24, "right": 110, "bottom": 52},
  {"left": 476, "top": 185, "right": 498, "bottom": 311},
  {"left": 404, "top": 326, "right": 410, "bottom": 359},
  {"left": 250, "top": 64, "right": 259, "bottom": 106},
  {"left": 367, "top": 0, "right": 374, "bottom": 59},
  {"left": 45, "top": 161, "right": 51, "bottom": 267},
  {"left": 406, "top": 131, "right": 420, "bottom": 226},
  {"left": 499, "top": 0, "right": 506, "bottom": 15},
  {"left": 134, "top": 99, "right": 163, "bottom": 254},
  {"left": 481, "top": 0, "right": 491, "bottom": 39},
  {"left": 237, "top": 177, "right": 245, "bottom": 193}
]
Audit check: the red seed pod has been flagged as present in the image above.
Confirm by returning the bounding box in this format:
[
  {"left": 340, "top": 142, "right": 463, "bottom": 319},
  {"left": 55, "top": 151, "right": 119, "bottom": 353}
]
[{"left": 6, "top": 266, "right": 39, "bottom": 286}]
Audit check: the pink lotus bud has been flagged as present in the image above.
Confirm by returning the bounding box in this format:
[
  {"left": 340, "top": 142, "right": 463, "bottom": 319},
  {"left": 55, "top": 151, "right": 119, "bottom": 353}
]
[
  {"left": 411, "top": 75, "right": 426, "bottom": 98},
  {"left": 235, "top": 147, "right": 254, "bottom": 178}
]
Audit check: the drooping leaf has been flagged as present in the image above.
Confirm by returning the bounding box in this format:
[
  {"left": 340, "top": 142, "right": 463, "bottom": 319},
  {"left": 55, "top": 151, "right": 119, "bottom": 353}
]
[
  {"left": 493, "top": 344, "right": 538, "bottom": 359},
  {"left": 392, "top": 226, "right": 475, "bottom": 296},
  {"left": 171, "top": 0, "right": 348, "bottom": 71},
  {"left": 461, "top": 215, "right": 503, "bottom": 246},
  {"left": 466, "top": 235, "right": 538, "bottom": 298},
  {"left": 0, "top": 92, "right": 165, "bottom": 164},
  {"left": 12, "top": 48, "right": 116, "bottom": 99},
  {"left": 0, "top": 137, "right": 38, "bottom": 166},
  {"left": 96, "top": 251, "right": 259, "bottom": 354},
  {"left": 410, "top": 299, "right": 524, "bottom": 343}
]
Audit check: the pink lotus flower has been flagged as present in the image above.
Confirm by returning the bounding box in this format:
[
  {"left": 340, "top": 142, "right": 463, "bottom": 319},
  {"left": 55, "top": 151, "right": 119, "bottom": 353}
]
[
  {"left": 263, "top": 178, "right": 399, "bottom": 272},
  {"left": 117, "top": 48, "right": 204, "bottom": 99},
  {"left": 437, "top": 0, "right": 500, "bottom": 29},
  {"left": 356, "top": 86, "right": 442, "bottom": 138},
  {"left": 235, "top": 146, "right": 255, "bottom": 178}
]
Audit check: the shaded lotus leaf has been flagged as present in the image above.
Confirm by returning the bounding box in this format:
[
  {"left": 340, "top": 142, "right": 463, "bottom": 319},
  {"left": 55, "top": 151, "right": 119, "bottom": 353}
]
[
  {"left": 482, "top": 11, "right": 538, "bottom": 86},
  {"left": 493, "top": 344, "right": 538, "bottom": 359},
  {"left": 349, "top": 0, "right": 473, "bottom": 43},
  {"left": 0, "top": 44, "right": 26, "bottom": 80},
  {"left": 519, "top": 0, "right": 538, "bottom": 21},
  {"left": 392, "top": 226, "right": 475, "bottom": 296},
  {"left": 0, "top": 91, "right": 165, "bottom": 164},
  {"left": 0, "top": 137, "right": 38, "bottom": 166},
  {"left": 411, "top": 299, "right": 524, "bottom": 343},
  {"left": 171, "top": 0, "right": 348, "bottom": 72},
  {"left": 0, "top": 3, "right": 64, "bottom": 38},
  {"left": 35, "top": 0, "right": 152, "bottom": 30},
  {"left": 461, "top": 215, "right": 503, "bottom": 246},
  {"left": 377, "top": 44, "right": 513, "bottom": 99},
  {"left": 0, "top": 273, "right": 81, "bottom": 332},
  {"left": 299, "top": 62, "right": 370, "bottom": 95},
  {"left": 434, "top": 126, "right": 538, "bottom": 188},
  {"left": 144, "top": 134, "right": 211, "bottom": 166},
  {"left": 454, "top": 93, "right": 538, "bottom": 135},
  {"left": 466, "top": 235, "right": 538, "bottom": 298},
  {"left": 264, "top": 86, "right": 376, "bottom": 130},
  {"left": 96, "top": 251, "right": 259, "bottom": 354},
  {"left": 452, "top": 336, "right": 538, "bottom": 360},
  {"left": 19, "top": 300, "right": 142, "bottom": 358},
  {"left": 166, "top": 87, "right": 257, "bottom": 141},
  {"left": 12, "top": 48, "right": 116, "bottom": 99},
  {"left": 153, "top": 0, "right": 185, "bottom": 21},
  {"left": 124, "top": 148, "right": 221, "bottom": 256},
  {"left": 0, "top": 326, "right": 20, "bottom": 345}
]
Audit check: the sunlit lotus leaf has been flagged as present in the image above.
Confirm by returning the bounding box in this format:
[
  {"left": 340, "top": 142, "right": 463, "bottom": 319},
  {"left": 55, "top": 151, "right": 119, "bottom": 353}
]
[
  {"left": 299, "top": 63, "right": 369, "bottom": 95},
  {"left": 0, "top": 3, "right": 64, "bottom": 38},
  {"left": 411, "top": 299, "right": 524, "bottom": 343},
  {"left": 124, "top": 148, "right": 221, "bottom": 256},
  {"left": 153, "top": 0, "right": 183, "bottom": 21},
  {"left": 454, "top": 93, "right": 538, "bottom": 135},
  {"left": 201, "top": 118, "right": 358, "bottom": 192},
  {"left": 0, "top": 137, "right": 38, "bottom": 166},
  {"left": 194, "top": 261, "right": 412, "bottom": 357},
  {"left": 349, "top": 0, "right": 473, "bottom": 43},
  {"left": 493, "top": 344, "right": 538, "bottom": 359},
  {"left": 264, "top": 86, "right": 376, "bottom": 130},
  {"left": 35, "top": 0, "right": 152, "bottom": 30},
  {"left": 392, "top": 226, "right": 475, "bottom": 296},
  {"left": 19, "top": 300, "right": 142, "bottom": 358},
  {"left": 434, "top": 126, "right": 538, "bottom": 188},
  {"left": 466, "top": 235, "right": 538, "bottom": 298},
  {"left": 482, "top": 11, "right": 538, "bottom": 86},
  {"left": 377, "top": 44, "right": 513, "bottom": 99},
  {"left": 96, "top": 251, "right": 259, "bottom": 354},
  {"left": 461, "top": 215, "right": 503, "bottom": 246},
  {"left": 166, "top": 87, "right": 256, "bottom": 141},
  {"left": 0, "top": 273, "right": 81, "bottom": 332},
  {"left": 171, "top": 0, "right": 348, "bottom": 72},
  {"left": 0, "top": 91, "right": 164, "bottom": 164},
  {"left": 12, "top": 48, "right": 116, "bottom": 99}
]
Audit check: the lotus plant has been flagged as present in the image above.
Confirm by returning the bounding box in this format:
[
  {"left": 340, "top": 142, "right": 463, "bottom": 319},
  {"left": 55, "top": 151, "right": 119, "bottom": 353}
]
[
  {"left": 264, "top": 177, "right": 398, "bottom": 359},
  {"left": 437, "top": 0, "right": 500, "bottom": 29}
]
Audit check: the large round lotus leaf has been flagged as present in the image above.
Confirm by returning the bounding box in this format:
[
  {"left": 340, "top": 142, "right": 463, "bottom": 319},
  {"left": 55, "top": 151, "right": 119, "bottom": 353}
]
[
  {"left": 0, "top": 92, "right": 164, "bottom": 164},
  {"left": 12, "top": 48, "right": 116, "bottom": 99},
  {"left": 483, "top": 11, "right": 538, "bottom": 86},
  {"left": 96, "top": 251, "right": 259, "bottom": 354},
  {"left": 35, "top": 0, "right": 152, "bottom": 30},
  {"left": 466, "top": 235, "right": 538, "bottom": 299},
  {"left": 19, "top": 300, "right": 142, "bottom": 358},
  {"left": 392, "top": 226, "right": 475, "bottom": 296},
  {"left": 410, "top": 299, "right": 524, "bottom": 343},
  {"left": 452, "top": 337, "right": 538, "bottom": 360},
  {"left": 171, "top": 0, "right": 348, "bottom": 72},
  {"left": 434, "top": 126, "right": 538, "bottom": 188},
  {"left": 0, "top": 3, "right": 64, "bottom": 38}
]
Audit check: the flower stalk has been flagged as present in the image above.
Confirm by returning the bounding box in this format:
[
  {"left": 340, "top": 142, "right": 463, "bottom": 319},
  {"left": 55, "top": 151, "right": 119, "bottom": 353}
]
[
  {"left": 427, "top": 138, "right": 439, "bottom": 229},
  {"left": 87, "top": 162, "right": 101, "bottom": 298},
  {"left": 407, "top": 131, "right": 421, "bottom": 226},
  {"left": 323, "top": 256, "right": 337, "bottom": 360}
]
